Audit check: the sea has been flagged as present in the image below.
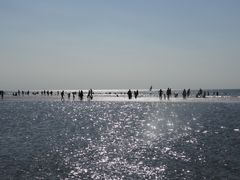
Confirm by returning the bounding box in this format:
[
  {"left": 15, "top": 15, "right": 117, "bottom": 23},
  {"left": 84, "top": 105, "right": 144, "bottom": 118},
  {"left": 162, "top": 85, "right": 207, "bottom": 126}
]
[{"left": 1, "top": 89, "right": 240, "bottom": 179}]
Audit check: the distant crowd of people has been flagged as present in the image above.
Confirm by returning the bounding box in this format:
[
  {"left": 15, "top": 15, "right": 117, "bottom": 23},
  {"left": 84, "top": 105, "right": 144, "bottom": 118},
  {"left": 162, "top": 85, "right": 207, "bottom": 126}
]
[
  {"left": 0, "top": 88, "right": 221, "bottom": 101},
  {"left": 127, "top": 88, "right": 220, "bottom": 100},
  {"left": 195, "top": 89, "right": 218, "bottom": 98},
  {"left": 157, "top": 88, "right": 191, "bottom": 100},
  {"left": 158, "top": 88, "right": 220, "bottom": 100},
  {"left": 60, "top": 89, "right": 92, "bottom": 101}
]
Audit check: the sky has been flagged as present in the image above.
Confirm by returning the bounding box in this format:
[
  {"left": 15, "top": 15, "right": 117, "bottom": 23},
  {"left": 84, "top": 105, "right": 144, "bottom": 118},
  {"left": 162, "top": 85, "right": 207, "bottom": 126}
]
[{"left": 0, "top": 0, "right": 240, "bottom": 90}]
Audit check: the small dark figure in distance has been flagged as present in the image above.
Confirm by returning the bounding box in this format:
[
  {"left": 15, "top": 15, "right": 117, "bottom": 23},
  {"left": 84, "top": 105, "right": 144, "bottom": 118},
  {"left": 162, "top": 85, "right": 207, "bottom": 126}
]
[
  {"left": 127, "top": 89, "right": 132, "bottom": 99},
  {"left": 80, "top": 90, "right": 84, "bottom": 100},
  {"left": 187, "top": 89, "right": 191, "bottom": 97},
  {"left": 149, "top": 86, "right": 152, "bottom": 92},
  {"left": 134, "top": 90, "right": 139, "bottom": 99},
  {"left": 159, "top": 89, "right": 163, "bottom": 99},
  {"left": 182, "top": 89, "right": 187, "bottom": 99},
  {"left": 166, "top": 88, "right": 171, "bottom": 100},
  {"left": 196, "top": 88, "right": 203, "bottom": 98},
  {"left": 0, "top": 90, "right": 4, "bottom": 99},
  {"left": 78, "top": 90, "right": 83, "bottom": 100},
  {"left": 87, "top": 89, "right": 93, "bottom": 100},
  {"left": 203, "top": 91, "right": 206, "bottom": 98},
  {"left": 61, "top": 91, "right": 64, "bottom": 101}
]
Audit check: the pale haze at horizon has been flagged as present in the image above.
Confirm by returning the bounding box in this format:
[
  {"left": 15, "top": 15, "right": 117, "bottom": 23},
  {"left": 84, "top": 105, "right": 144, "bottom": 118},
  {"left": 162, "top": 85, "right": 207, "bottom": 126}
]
[{"left": 0, "top": 0, "right": 240, "bottom": 90}]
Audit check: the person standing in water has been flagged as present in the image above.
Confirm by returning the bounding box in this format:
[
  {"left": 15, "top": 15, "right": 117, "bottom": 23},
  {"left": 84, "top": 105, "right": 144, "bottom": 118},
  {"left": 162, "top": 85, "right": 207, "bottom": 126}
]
[
  {"left": 187, "top": 89, "right": 191, "bottom": 97},
  {"left": 80, "top": 90, "right": 84, "bottom": 100},
  {"left": 149, "top": 86, "right": 153, "bottom": 91},
  {"left": 0, "top": 90, "right": 4, "bottom": 99},
  {"left": 127, "top": 89, "right": 132, "bottom": 99},
  {"left": 61, "top": 91, "right": 64, "bottom": 101},
  {"left": 166, "top": 88, "right": 171, "bottom": 100},
  {"left": 159, "top": 89, "right": 163, "bottom": 99},
  {"left": 78, "top": 90, "right": 83, "bottom": 100},
  {"left": 182, "top": 89, "right": 187, "bottom": 99},
  {"left": 134, "top": 90, "right": 139, "bottom": 99},
  {"left": 87, "top": 89, "right": 93, "bottom": 100}
]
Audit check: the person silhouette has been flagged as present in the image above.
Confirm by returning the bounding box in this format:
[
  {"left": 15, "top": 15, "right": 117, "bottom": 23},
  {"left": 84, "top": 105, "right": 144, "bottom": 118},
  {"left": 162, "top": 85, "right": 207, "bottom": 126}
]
[
  {"left": 149, "top": 86, "right": 152, "bottom": 91},
  {"left": 0, "top": 90, "right": 3, "bottom": 99},
  {"left": 61, "top": 91, "right": 64, "bottom": 101},
  {"left": 199, "top": 88, "right": 203, "bottom": 96},
  {"left": 197, "top": 88, "right": 203, "bottom": 98},
  {"left": 159, "top": 89, "right": 163, "bottom": 99},
  {"left": 87, "top": 89, "right": 93, "bottom": 100},
  {"left": 134, "top": 90, "right": 139, "bottom": 99},
  {"left": 78, "top": 91, "right": 81, "bottom": 100},
  {"left": 187, "top": 89, "right": 191, "bottom": 97},
  {"left": 80, "top": 90, "right": 83, "bottom": 100},
  {"left": 203, "top": 91, "right": 206, "bottom": 98},
  {"left": 127, "top": 89, "right": 132, "bottom": 99},
  {"left": 182, "top": 89, "right": 187, "bottom": 99},
  {"left": 166, "top": 88, "right": 171, "bottom": 100}
]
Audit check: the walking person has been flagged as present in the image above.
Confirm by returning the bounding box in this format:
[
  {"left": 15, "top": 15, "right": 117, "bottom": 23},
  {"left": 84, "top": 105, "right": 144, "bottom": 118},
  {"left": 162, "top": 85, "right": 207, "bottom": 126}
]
[{"left": 61, "top": 91, "right": 64, "bottom": 101}]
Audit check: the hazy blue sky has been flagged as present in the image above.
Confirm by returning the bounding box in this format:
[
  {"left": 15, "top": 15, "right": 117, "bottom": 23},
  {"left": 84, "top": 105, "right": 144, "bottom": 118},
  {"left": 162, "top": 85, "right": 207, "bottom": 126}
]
[{"left": 1, "top": 0, "right": 240, "bottom": 90}]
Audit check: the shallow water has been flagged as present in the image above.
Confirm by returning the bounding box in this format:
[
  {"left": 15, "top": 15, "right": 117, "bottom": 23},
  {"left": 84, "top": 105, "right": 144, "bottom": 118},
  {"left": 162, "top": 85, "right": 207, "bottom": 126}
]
[{"left": 1, "top": 99, "right": 240, "bottom": 179}]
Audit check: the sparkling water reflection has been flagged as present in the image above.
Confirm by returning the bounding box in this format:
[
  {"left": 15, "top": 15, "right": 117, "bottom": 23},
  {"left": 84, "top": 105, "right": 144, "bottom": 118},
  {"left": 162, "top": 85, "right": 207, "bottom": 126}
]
[{"left": 0, "top": 101, "right": 240, "bottom": 179}]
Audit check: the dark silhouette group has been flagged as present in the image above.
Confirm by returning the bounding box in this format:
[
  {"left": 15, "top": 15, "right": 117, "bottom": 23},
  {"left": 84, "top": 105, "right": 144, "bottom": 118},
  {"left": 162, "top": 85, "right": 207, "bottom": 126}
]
[
  {"left": 1, "top": 87, "right": 222, "bottom": 101},
  {"left": 60, "top": 90, "right": 86, "bottom": 101},
  {"left": 158, "top": 88, "right": 172, "bottom": 100},
  {"left": 182, "top": 89, "right": 191, "bottom": 99},
  {"left": 127, "top": 89, "right": 139, "bottom": 99}
]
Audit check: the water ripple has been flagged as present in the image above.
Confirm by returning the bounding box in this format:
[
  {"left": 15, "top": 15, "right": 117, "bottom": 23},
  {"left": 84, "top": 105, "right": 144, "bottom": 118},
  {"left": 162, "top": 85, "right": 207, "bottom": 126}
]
[{"left": 1, "top": 101, "right": 240, "bottom": 179}]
